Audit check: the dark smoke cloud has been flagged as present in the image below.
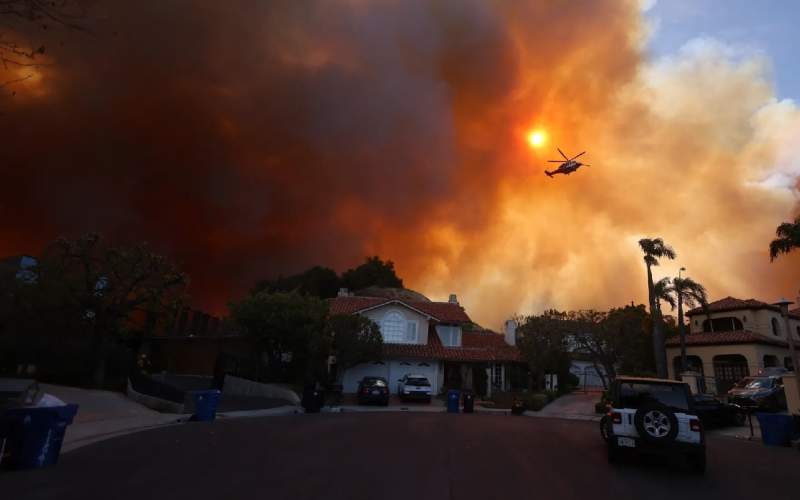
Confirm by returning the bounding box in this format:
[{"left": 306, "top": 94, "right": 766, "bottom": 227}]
[{"left": 2, "top": 1, "right": 797, "bottom": 326}]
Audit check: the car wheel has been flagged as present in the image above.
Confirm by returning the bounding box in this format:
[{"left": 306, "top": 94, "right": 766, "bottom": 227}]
[
  {"left": 732, "top": 410, "right": 746, "bottom": 427},
  {"left": 600, "top": 415, "right": 610, "bottom": 442},
  {"left": 634, "top": 404, "right": 679, "bottom": 444},
  {"left": 425, "top": 397, "right": 431, "bottom": 404}
]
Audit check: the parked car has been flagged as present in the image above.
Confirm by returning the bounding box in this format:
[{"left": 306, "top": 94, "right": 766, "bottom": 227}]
[
  {"left": 691, "top": 394, "right": 745, "bottom": 428},
  {"left": 603, "top": 376, "right": 705, "bottom": 474},
  {"left": 397, "top": 374, "right": 432, "bottom": 403},
  {"left": 357, "top": 377, "right": 390, "bottom": 406},
  {"left": 727, "top": 375, "right": 787, "bottom": 412}
]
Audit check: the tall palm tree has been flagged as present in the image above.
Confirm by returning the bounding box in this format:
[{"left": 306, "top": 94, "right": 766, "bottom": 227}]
[
  {"left": 639, "top": 238, "right": 676, "bottom": 378},
  {"left": 669, "top": 277, "right": 708, "bottom": 374},
  {"left": 769, "top": 216, "right": 800, "bottom": 261}
]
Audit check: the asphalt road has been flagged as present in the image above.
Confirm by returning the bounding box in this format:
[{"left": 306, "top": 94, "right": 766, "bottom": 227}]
[{"left": 2, "top": 413, "right": 798, "bottom": 500}]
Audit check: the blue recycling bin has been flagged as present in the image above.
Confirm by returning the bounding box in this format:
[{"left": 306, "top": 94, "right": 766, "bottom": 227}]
[
  {"left": 756, "top": 413, "right": 795, "bottom": 447},
  {"left": 190, "top": 390, "right": 221, "bottom": 422},
  {"left": 0, "top": 404, "right": 79, "bottom": 470},
  {"left": 447, "top": 390, "right": 460, "bottom": 413}
]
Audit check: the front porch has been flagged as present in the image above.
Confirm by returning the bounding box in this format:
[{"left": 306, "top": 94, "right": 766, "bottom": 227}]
[{"left": 442, "top": 361, "right": 529, "bottom": 397}]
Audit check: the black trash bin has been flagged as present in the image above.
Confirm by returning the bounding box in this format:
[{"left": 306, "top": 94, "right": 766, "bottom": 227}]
[
  {"left": 302, "top": 384, "right": 323, "bottom": 413},
  {"left": 462, "top": 391, "right": 474, "bottom": 413}
]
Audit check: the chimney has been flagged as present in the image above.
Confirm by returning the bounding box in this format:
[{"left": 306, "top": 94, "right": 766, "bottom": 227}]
[
  {"left": 338, "top": 288, "right": 350, "bottom": 297},
  {"left": 504, "top": 319, "right": 517, "bottom": 346},
  {"left": 448, "top": 294, "right": 458, "bottom": 304}
]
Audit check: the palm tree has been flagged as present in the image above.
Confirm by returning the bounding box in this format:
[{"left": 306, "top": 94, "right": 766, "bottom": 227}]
[
  {"left": 669, "top": 277, "right": 708, "bottom": 374},
  {"left": 769, "top": 216, "right": 800, "bottom": 261},
  {"left": 639, "top": 238, "right": 676, "bottom": 378}
]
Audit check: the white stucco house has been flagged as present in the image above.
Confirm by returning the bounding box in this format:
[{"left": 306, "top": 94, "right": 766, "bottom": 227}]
[{"left": 330, "top": 292, "right": 522, "bottom": 395}]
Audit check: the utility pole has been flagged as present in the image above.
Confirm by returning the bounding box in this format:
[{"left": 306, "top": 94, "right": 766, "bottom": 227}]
[{"left": 773, "top": 298, "right": 800, "bottom": 402}]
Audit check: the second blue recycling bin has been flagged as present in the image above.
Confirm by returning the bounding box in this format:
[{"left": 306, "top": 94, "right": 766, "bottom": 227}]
[{"left": 190, "top": 389, "right": 221, "bottom": 422}]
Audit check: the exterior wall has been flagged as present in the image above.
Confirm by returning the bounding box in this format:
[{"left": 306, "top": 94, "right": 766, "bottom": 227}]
[
  {"left": 667, "top": 343, "right": 794, "bottom": 394},
  {"left": 342, "top": 358, "right": 441, "bottom": 394},
  {"left": 361, "top": 304, "right": 430, "bottom": 345},
  {"left": 689, "top": 308, "right": 800, "bottom": 343}
]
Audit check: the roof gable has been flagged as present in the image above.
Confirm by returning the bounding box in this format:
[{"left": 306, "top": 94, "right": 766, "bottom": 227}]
[{"left": 329, "top": 296, "right": 471, "bottom": 323}]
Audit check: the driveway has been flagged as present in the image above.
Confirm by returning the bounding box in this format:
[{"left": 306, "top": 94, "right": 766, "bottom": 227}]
[{"left": 2, "top": 413, "right": 797, "bottom": 500}]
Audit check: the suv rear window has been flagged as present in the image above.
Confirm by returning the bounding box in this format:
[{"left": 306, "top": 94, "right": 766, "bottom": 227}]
[
  {"left": 407, "top": 378, "right": 430, "bottom": 386},
  {"left": 363, "top": 378, "right": 387, "bottom": 387},
  {"left": 617, "top": 382, "right": 690, "bottom": 411}
]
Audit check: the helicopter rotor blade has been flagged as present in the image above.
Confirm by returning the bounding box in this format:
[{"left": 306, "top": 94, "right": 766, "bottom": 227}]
[
  {"left": 557, "top": 148, "right": 569, "bottom": 160},
  {"left": 547, "top": 160, "right": 565, "bottom": 163},
  {"left": 582, "top": 164, "right": 590, "bottom": 167},
  {"left": 569, "top": 151, "right": 586, "bottom": 160}
]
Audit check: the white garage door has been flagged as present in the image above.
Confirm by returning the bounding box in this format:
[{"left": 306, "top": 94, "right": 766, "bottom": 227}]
[{"left": 388, "top": 359, "right": 439, "bottom": 394}]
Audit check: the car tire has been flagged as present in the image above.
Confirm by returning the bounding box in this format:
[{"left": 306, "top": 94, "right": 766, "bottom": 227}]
[
  {"left": 634, "top": 404, "right": 679, "bottom": 444},
  {"left": 425, "top": 397, "right": 431, "bottom": 404},
  {"left": 732, "top": 410, "right": 746, "bottom": 427},
  {"left": 600, "top": 415, "right": 610, "bottom": 442}
]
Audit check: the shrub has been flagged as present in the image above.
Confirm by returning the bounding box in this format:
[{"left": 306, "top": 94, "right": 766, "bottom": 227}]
[{"left": 526, "top": 393, "right": 549, "bottom": 411}]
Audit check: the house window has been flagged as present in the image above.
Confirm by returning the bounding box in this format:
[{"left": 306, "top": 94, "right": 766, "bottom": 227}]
[
  {"left": 771, "top": 318, "right": 781, "bottom": 337},
  {"left": 436, "top": 325, "right": 462, "bottom": 347},
  {"left": 381, "top": 311, "right": 417, "bottom": 343},
  {"left": 702, "top": 317, "right": 743, "bottom": 332},
  {"left": 493, "top": 364, "right": 503, "bottom": 387}
]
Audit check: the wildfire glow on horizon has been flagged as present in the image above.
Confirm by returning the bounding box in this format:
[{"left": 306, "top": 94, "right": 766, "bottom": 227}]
[{"left": 2, "top": 1, "right": 800, "bottom": 328}]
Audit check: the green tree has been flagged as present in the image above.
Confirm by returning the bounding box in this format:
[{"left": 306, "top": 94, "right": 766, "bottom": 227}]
[
  {"left": 341, "top": 256, "right": 403, "bottom": 291},
  {"left": 516, "top": 311, "right": 572, "bottom": 391},
  {"left": 769, "top": 216, "right": 800, "bottom": 261},
  {"left": 253, "top": 266, "right": 341, "bottom": 298},
  {"left": 664, "top": 276, "right": 708, "bottom": 374},
  {"left": 229, "top": 291, "right": 330, "bottom": 384},
  {"left": 638, "top": 238, "right": 676, "bottom": 378},
  {"left": 24, "top": 234, "right": 188, "bottom": 387},
  {"left": 327, "top": 314, "right": 383, "bottom": 382}
]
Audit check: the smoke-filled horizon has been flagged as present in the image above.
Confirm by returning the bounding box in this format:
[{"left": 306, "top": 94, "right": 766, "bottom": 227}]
[{"left": 2, "top": 1, "right": 799, "bottom": 330}]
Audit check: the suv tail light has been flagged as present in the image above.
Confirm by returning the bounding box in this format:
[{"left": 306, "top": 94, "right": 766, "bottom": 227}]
[
  {"left": 610, "top": 412, "right": 622, "bottom": 424},
  {"left": 690, "top": 419, "right": 702, "bottom": 432},
  {"left": 362, "top": 388, "right": 370, "bottom": 394}
]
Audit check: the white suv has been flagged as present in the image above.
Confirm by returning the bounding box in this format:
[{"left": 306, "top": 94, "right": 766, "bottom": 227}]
[
  {"left": 397, "top": 374, "right": 432, "bottom": 403},
  {"left": 603, "top": 377, "right": 705, "bottom": 473}
]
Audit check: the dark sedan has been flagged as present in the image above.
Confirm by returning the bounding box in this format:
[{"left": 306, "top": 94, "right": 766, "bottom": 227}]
[
  {"left": 727, "top": 376, "right": 787, "bottom": 412},
  {"left": 692, "top": 394, "right": 745, "bottom": 428},
  {"left": 357, "top": 377, "right": 390, "bottom": 406}
]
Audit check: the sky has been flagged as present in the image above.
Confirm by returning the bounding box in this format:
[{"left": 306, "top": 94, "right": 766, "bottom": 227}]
[
  {"left": 1, "top": 0, "right": 799, "bottom": 330},
  {"left": 645, "top": 0, "right": 800, "bottom": 99}
]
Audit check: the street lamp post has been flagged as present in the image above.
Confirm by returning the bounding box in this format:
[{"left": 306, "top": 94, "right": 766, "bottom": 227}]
[{"left": 773, "top": 297, "right": 800, "bottom": 402}]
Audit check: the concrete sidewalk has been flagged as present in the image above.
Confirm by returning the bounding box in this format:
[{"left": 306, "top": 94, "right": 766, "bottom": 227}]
[
  {"left": 533, "top": 391, "right": 602, "bottom": 421},
  {"left": 41, "top": 384, "right": 184, "bottom": 452}
]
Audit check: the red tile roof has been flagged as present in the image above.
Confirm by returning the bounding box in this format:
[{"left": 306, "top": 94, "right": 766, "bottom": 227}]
[
  {"left": 686, "top": 296, "right": 776, "bottom": 316},
  {"left": 382, "top": 329, "right": 521, "bottom": 363},
  {"left": 329, "top": 296, "right": 471, "bottom": 323},
  {"left": 687, "top": 296, "right": 800, "bottom": 320},
  {"left": 665, "top": 330, "right": 788, "bottom": 348}
]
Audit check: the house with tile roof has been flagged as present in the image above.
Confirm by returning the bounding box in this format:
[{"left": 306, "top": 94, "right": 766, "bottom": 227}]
[
  {"left": 665, "top": 296, "right": 799, "bottom": 394},
  {"left": 330, "top": 291, "right": 525, "bottom": 396}
]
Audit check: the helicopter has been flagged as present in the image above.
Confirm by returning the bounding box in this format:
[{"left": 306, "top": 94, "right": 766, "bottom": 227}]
[{"left": 545, "top": 148, "right": 590, "bottom": 177}]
